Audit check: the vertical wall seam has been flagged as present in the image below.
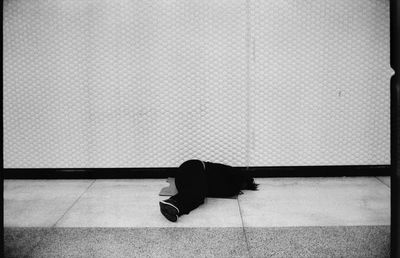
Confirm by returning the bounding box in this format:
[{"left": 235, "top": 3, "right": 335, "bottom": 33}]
[{"left": 245, "top": 0, "right": 252, "bottom": 170}]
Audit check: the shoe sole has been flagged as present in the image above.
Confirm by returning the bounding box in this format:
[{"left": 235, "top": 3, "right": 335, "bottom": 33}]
[{"left": 159, "top": 201, "right": 179, "bottom": 222}]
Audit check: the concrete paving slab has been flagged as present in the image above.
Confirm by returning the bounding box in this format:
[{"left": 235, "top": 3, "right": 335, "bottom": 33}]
[
  {"left": 377, "top": 176, "right": 391, "bottom": 188},
  {"left": 8, "top": 227, "right": 249, "bottom": 258},
  {"left": 245, "top": 226, "right": 390, "bottom": 258},
  {"left": 175, "top": 198, "right": 242, "bottom": 226},
  {"left": 56, "top": 179, "right": 243, "bottom": 227},
  {"left": 4, "top": 180, "right": 94, "bottom": 227},
  {"left": 239, "top": 177, "right": 390, "bottom": 227}
]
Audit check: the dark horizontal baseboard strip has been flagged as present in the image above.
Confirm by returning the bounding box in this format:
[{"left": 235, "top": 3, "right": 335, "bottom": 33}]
[
  {"left": 3, "top": 165, "right": 392, "bottom": 179},
  {"left": 247, "top": 165, "right": 392, "bottom": 177},
  {"left": 3, "top": 167, "right": 175, "bottom": 179}
]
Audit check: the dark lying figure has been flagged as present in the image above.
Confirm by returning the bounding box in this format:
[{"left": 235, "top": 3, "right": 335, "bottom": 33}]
[{"left": 159, "top": 159, "right": 258, "bottom": 222}]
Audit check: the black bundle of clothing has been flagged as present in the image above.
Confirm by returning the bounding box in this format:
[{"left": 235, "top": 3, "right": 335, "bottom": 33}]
[{"left": 159, "top": 159, "right": 258, "bottom": 222}]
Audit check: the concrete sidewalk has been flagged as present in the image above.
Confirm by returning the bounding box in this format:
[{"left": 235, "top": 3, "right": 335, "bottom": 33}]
[{"left": 3, "top": 177, "right": 391, "bottom": 257}]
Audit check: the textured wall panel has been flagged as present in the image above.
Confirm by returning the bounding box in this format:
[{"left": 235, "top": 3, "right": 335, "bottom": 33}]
[
  {"left": 3, "top": 0, "right": 248, "bottom": 168},
  {"left": 3, "top": 0, "right": 392, "bottom": 168},
  {"left": 249, "top": 0, "right": 392, "bottom": 166}
]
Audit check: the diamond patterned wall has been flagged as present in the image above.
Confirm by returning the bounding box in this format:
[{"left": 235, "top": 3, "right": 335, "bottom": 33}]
[
  {"left": 3, "top": 0, "right": 392, "bottom": 168},
  {"left": 249, "top": 0, "right": 392, "bottom": 166}
]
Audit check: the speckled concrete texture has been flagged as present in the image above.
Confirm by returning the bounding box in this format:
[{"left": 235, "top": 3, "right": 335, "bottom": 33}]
[
  {"left": 245, "top": 226, "right": 390, "bottom": 258},
  {"left": 4, "top": 228, "right": 51, "bottom": 258},
  {"left": 4, "top": 226, "right": 390, "bottom": 258},
  {"left": 4, "top": 227, "right": 249, "bottom": 258},
  {"left": 3, "top": 178, "right": 391, "bottom": 257}
]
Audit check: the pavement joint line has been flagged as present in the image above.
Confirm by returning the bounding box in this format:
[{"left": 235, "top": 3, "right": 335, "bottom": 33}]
[
  {"left": 21, "top": 179, "right": 96, "bottom": 258},
  {"left": 237, "top": 195, "right": 253, "bottom": 258},
  {"left": 374, "top": 176, "right": 390, "bottom": 191},
  {"left": 52, "top": 179, "right": 96, "bottom": 227}
]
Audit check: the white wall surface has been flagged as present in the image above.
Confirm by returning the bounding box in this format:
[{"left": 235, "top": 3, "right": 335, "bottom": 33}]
[{"left": 3, "top": 0, "right": 392, "bottom": 168}]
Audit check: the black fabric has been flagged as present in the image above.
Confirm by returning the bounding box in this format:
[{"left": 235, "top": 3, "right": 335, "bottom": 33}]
[
  {"left": 172, "top": 159, "right": 251, "bottom": 215},
  {"left": 204, "top": 161, "right": 243, "bottom": 198},
  {"left": 172, "top": 160, "right": 207, "bottom": 215}
]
